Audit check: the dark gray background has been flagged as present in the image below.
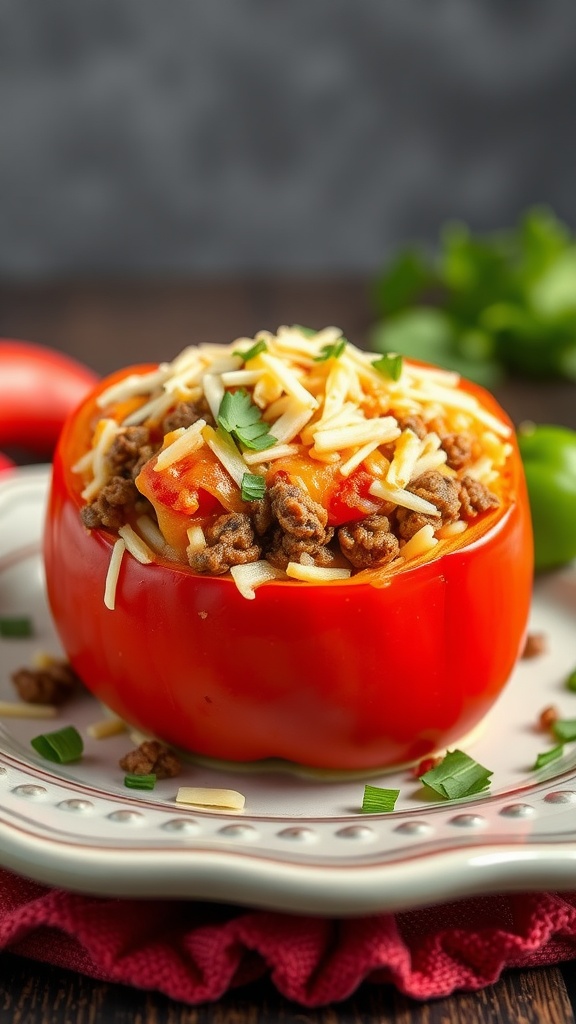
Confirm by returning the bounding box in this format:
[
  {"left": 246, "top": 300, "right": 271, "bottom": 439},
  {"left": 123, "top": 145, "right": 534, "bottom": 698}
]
[{"left": 1, "top": 0, "right": 575, "bottom": 277}]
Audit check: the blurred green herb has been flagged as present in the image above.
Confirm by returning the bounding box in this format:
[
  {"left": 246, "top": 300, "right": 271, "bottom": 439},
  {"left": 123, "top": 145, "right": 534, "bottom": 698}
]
[
  {"left": 371, "top": 207, "right": 576, "bottom": 385},
  {"left": 314, "top": 338, "right": 347, "bottom": 362}
]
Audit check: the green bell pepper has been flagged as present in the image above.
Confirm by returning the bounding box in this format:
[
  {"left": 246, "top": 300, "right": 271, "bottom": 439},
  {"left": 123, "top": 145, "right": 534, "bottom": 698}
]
[{"left": 518, "top": 423, "right": 576, "bottom": 571}]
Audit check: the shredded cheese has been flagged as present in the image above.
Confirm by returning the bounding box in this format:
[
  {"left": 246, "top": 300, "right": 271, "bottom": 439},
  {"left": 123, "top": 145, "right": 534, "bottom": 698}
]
[
  {"left": 154, "top": 419, "right": 206, "bottom": 472},
  {"left": 78, "top": 324, "right": 512, "bottom": 600},
  {"left": 230, "top": 560, "right": 285, "bottom": 599},
  {"left": 369, "top": 478, "right": 441, "bottom": 516},
  {"left": 176, "top": 787, "right": 246, "bottom": 810},
  {"left": 118, "top": 524, "right": 155, "bottom": 564},
  {"left": 204, "top": 425, "right": 248, "bottom": 486},
  {"left": 0, "top": 701, "right": 58, "bottom": 719},
  {"left": 86, "top": 717, "right": 127, "bottom": 739},
  {"left": 400, "top": 524, "right": 439, "bottom": 561},
  {"left": 285, "top": 563, "right": 352, "bottom": 582},
  {"left": 104, "top": 538, "right": 126, "bottom": 610}
]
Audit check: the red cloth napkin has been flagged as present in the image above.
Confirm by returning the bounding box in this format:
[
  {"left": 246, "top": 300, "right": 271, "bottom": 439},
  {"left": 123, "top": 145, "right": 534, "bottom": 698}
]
[{"left": 2, "top": 871, "right": 576, "bottom": 1006}]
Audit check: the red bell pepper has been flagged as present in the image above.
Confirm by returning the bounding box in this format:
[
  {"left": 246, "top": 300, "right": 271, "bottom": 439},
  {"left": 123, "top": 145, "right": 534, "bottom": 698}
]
[
  {"left": 43, "top": 361, "right": 533, "bottom": 771},
  {"left": 0, "top": 340, "right": 98, "bottom": 455}
]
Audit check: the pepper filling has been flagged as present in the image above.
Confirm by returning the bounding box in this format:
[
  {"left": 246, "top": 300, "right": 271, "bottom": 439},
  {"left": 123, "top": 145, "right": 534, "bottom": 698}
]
[{"left": 74, "top": 326, "right": 511, "bottom": 595}]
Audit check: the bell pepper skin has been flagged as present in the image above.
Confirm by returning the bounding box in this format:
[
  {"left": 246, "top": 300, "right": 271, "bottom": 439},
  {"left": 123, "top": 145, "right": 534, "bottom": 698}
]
[
  {"left": 44, "top": 367, "right": 534, "bottom": 771},
  {"left": 0, "top": 340, "right": 98, "bottom": 455},
  {"left": 518, "top": 423, "right": 576, "bottom": 571}
]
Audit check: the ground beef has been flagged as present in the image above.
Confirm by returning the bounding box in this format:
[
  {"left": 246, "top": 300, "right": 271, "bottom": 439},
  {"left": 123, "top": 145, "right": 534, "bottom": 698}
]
[
  {"left": 441, "top": 433, "right": 474, "bottom": 471},
  {"left": 119, "top": 740, "right": 181, "bottom": 779},
  {"left": 81, "top": 475, "right": 138, "bottom": 530},
  {"left": 522, "top": 632, "right": 548, "bottom": 659},
  {"left": 188, "top": 512, "right": 260, "bottom": 574},
  {"left": 458, "top": 475, "right": 499, "bottom": 517},
  {"left": 266, "top": 527, "right": 337, "bottom": 570},
  {"left": 12, "top": 659, "right": 81, "bottom": 705},
  {"left": 264, "top": 480, "right": 335, "bottom": 569},
  {"left": 269, "top": 480, "right": 329, "bottom": 540},
  {"left": 396, "top": 470, "right": 461, "bottom": 540},
  {"left": 251, "top": 493, "right": 273, "bottom": 536},
  {"left": 106, "top": 427, "right": 152, "bottom": 480},
  {"left": 398, "top": 414, "right": 427, "bottom": 440},
  {"left": 338, "top": 514, "right": 399, "bottom": 569},
  {"left": 162, "top": 398, "right": 215, "bottom": 433}
]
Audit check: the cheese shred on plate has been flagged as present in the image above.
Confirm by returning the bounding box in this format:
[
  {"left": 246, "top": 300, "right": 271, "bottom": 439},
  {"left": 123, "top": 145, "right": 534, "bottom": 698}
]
[{"left": 74, "top": 326, "right": 513, "bottom": 604}]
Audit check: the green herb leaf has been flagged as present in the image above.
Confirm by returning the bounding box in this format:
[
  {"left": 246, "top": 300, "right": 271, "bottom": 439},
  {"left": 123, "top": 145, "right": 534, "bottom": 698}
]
[
  {"left": 0, "top": 616, "right": 33, "bottom": 638},
  {"left": 361, "top": 784, "right": 400, "bottom": 813},
  {"left": 218, "top": 389, "right": 276, "bottom": 451},
  {"left": 371, "top": 207, "right": 576, "bottom": 384},
  {"left": 124, "top": 773, "right": 157, "bottom": 790},
  {"left": 566, "top": 668, "right": 576, "bottom": 692},
  {"left": 552, "top": 718, "right": 576, "bottom": 743},
  {"left": 313, "top": 338, "right": 347, "bottom": 362},
  {"left": 292, "top": 324, "right": 317, "bottom": 337},
  {"left": 420, "top": 749, "right": 493, "bottom": 800},
  {"left": 233, "top": 339, "right": 267, "bottom": 362},
  {"left": 31, "top": 725, "right": 84, "bottom": 764},
  {"left": 533, "top": 745, "right": 564, "bottom": 770},
  {"left": 372, "top": 353, "right": 404, "bottom": 382},
  {"left": 241, "top": 473, "right": 266, "bottom": 501}
]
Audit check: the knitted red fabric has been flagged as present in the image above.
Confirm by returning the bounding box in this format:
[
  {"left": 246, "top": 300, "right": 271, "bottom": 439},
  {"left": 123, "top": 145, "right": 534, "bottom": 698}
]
[{"left": 2, "top": 870, "right": 576, "bottom": 1006}]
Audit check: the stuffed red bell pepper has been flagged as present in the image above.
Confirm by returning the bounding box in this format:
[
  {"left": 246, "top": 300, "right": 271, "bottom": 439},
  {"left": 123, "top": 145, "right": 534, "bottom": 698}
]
[{"left": 44, "top": 326, "right": 533, "bottom": 771}]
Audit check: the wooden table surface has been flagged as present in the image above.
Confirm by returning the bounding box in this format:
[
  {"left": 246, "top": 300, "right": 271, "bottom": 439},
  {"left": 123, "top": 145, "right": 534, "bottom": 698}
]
[{"left": 0, "top": 279, "right": 575, "bottom": 1024}]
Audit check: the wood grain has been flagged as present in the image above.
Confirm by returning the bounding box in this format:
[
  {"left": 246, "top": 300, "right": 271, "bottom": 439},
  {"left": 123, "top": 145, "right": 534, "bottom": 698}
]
[{"left": 0, "top": 954, "right": 574, "bottom": 1023}]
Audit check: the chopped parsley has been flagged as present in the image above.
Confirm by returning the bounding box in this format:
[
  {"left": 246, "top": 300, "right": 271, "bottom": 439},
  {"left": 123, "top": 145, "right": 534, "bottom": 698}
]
[
  {"left": 292, "top": 324, "right": 317, "bottom": 337},
  {"left": 314, "top": 338, "right": 347, "bottom": 362},
  {"left": 0, "top": 616, "right": 33, "bottom": 638},
  {"left": 31, "top": 725, "right": 84, "bottom": 764},
  {"left": 241, "top": 473, "right": 266, "bottom": 501},
  {"left": 124, "top": 773, "right": 157, "bottom": 790},
  {"left": 533, "top": 745, "right": 564, "bottom": 770},
  {"left": 372, "top": 353, "right": 404, "bottom": 381},
  {"left": 552, "top": 719, "right": 576, "bottom": 743},
  {"left": 217, "top": 389, "right": 276, "bottom": 451},
  {"left": 233, "top": 339, "right": 268, "bottom": 362},
  {"left": 566, "top": 668, "right": 576, "bottom": 693},
  {"left": 419, "top": 749, "right": 493, "bottom": 799},
  {"left": 361, "top": 784, "right": 400, "bottom": 813}
]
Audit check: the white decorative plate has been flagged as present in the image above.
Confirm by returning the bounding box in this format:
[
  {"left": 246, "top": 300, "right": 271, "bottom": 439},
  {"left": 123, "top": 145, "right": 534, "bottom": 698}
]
[{"left": 1, "top": 466, "right": 576, "bottom": 915}]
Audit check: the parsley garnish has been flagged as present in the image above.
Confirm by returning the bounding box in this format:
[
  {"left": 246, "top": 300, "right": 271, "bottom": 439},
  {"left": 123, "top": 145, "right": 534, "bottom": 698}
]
[
  {"left": 31, "top": 726, "right": 84, "bottom": 764},
  {"left": 124, "top": 773, "right": 157, "bottom": 790},
  {"left": 566, "top": 668, "right": 576, "bottom": 692},
  {"left": 552, "top": 719, "right": 576, "bottom": 743},
  {"left": 533, "top": 745, "right": 564, "bottom": 770},
  {"left": 313, "top": 338, "right": 347, "bottom": 362},
  {"left": 372, "top": 353, "right": 403, "bottom": 381},
  {"left": 292, "top": 324, "right": 317, "bottom": 337},
  {"left": 0, "top": 616, "right": 33, "bottom": 638},
  {"left": 217, "top": 389, "right": 276, "bottom": 451},
  {"left": 361, "top": 784, "right": 400, "bottom": 813},
  {"left": 233, "top": 339, "right": 267, "bottom": 362},
  {"left": 419, "top": 749, "right": 493, "bottom": 799},
  {"left": 241, "top": 473, "right": 266, "bottom": 501}
]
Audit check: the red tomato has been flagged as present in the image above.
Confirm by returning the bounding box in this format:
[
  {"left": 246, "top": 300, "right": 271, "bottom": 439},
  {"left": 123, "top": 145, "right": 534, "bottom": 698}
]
[
  {"left": 0, "top": 340, "right": 98, "bottom": 454},
  {"left": 44, "top": 366, "right": 534, "bottom": 771},
  {"left": 137, "top": 446, "right": 245, "bottom": 556}
]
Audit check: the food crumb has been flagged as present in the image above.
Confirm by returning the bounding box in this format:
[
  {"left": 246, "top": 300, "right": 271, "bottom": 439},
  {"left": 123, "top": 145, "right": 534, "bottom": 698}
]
[
  {"left": 538, "top": 705, "right": 559, "bottom": 732},
  {"left": 119, "top": 740, "right": 181, "bottom": 779},
  {"left": 198, "top": 611, "right": 208, "bottom": 619},
  {"left": 11, "top": 658, "right": 81, "bottom": 705},
  {"left": 522, "top": 633, "right": 548, "bottom": 659}
]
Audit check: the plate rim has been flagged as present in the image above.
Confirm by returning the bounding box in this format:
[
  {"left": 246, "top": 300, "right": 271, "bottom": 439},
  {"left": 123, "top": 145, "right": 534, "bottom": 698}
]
[{"left": 1, "top": 464, "right": 576, "bottom": 914}]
